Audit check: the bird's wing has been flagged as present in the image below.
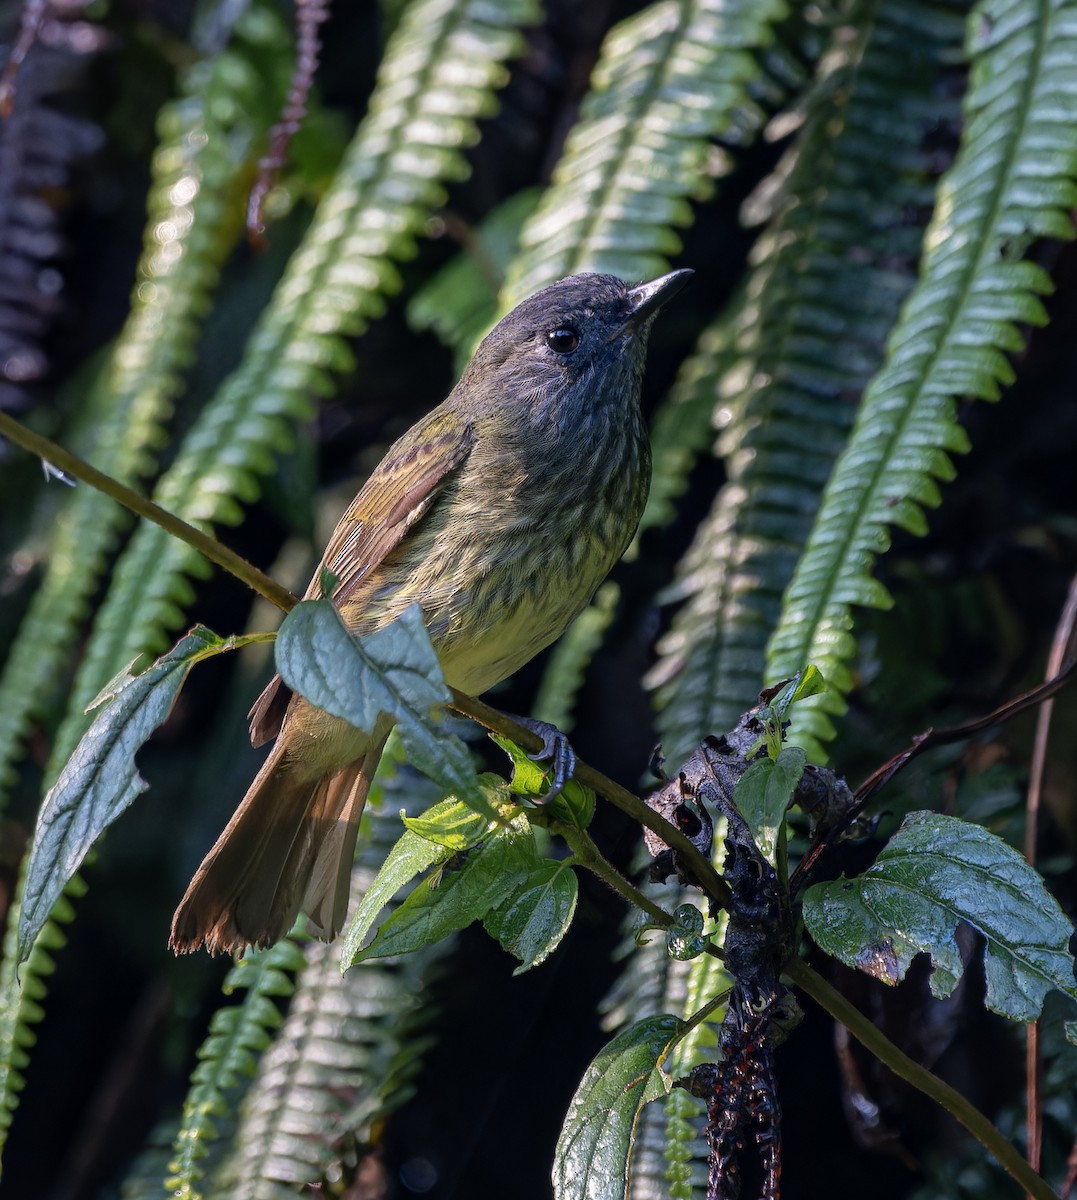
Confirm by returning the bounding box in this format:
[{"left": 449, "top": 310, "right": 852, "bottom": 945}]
[
  {"left": 317, "top": 411, "right": 474, "bottom": 606},
  {"left": 248, "top": 410, "right": 473, "bottom": 747}
]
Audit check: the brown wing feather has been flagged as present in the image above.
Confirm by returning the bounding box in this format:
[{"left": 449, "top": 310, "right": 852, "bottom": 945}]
[
  {"left": 248, "top": 411, "right": 473, "bottom": 747},
  {"left": 318, "top": 412, "right": 473, "bottom": 605}
]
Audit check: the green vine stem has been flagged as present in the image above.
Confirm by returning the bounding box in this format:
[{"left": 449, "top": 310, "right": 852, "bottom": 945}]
[
  {"left": 785, "top": 957, "right": 1055, "bottom": 1200},
  {"left": 550, "top": 818, "right": 695, "bottom": 935},
  {"left": 0, "top": 411, "right": 298, "bottom": 613}
]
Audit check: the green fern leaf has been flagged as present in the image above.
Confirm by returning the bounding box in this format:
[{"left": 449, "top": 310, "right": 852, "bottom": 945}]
[
  {"left": 651, "top": 0, "right": 965, "bottom": 764},
  {"left": 767, "top": 0, "right": 1077, "bottom": 760},
  {"left": 502, "top": 0, "right": 784, "bottom": 304},
  {"left": 166, "top": 936, "right": 308, "bottom": 1200},
  {"left": 0, "top": 2, "right": 288, "bottom": 809}
]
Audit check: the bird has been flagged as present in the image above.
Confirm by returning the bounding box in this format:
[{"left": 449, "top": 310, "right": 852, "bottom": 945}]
[{"left": 170, "top": 268, "right": 692, "bottom": 955}]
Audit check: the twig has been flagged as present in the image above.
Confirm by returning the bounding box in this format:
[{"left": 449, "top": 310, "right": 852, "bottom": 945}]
[
  {"left": 791, "top": 657, "right": 1077, "bottom": 889},
  {"left": 1024, "top": 573, "right": 1077, "bottom": 1189},
  {"left": 247, "top": 0, "right": 331, "bottom": 245},
  {"left": 0, "top": 411, "right": 730, "bottom": 910},
  {"left": 448, "top": 688, "right": 732, "bottom": 910},
  {"left": 786, "top": 958, "right": 1057, "bottom": 1200},
  {"left": 0, "top": 410, "right": 299, "bottom": 613}
]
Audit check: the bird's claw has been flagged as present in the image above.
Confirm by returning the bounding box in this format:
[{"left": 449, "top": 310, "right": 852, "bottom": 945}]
[{"left": 512, "top": 716, "right": 577, "bottom": 799}]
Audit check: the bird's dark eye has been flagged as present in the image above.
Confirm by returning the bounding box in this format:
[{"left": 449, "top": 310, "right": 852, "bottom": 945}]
[{"left": 545, "top": 327, "right": 580, "bottom": 354}]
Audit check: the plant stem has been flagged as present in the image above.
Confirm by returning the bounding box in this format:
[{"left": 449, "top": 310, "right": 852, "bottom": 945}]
[
  {"left": 449, "top": 688, "right": 731, "bottom": 909},
  {"left": 557, "top": 823, "right": 674, "bottom": 928},
  {"left": 786, "top": 957, "right": 1056, "bottom": 1200},
  {"left": 0, "top": 410, "right": 298, "bottom": 613},
  {"left": 556, "top": 822, "right": 725, "bottom": 969}
]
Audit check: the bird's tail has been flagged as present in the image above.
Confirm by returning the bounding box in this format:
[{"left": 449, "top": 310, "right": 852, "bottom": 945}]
[{"left": 170, "top": 728, "right": 390, "bottom": 955}]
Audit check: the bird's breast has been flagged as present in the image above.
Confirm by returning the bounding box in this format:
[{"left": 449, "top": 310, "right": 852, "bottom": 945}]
[{"left": 339, "top": 408, "right": 650, "bottom": 698}]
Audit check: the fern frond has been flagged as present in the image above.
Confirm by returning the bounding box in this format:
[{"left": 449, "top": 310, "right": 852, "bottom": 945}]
[
  {"left": 46, "top": 0, "right": 540, "bottom": 775},
  {"left": 651, "top": 0, "right": 965, "bottom": 764},
  {"left": 766, "top": 0, "right": 1077, "bottom": 760},
  {"left": 165, "top": 936, "right": 308, "bottom": 1200},
  {"left": 0, "top": 866, "right": 85, "bottom": 1169},
  {"left": 501, "top": 0, "right": 785, "bottom": 305},
  {"left": 0, "top": 1, "right": 289, "bottom": 807}
]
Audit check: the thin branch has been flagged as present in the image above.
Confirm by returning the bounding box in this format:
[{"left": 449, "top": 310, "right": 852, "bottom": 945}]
[
  {"left": 786, "top": 958, "right": 1057, "bottom": 1200},
  {"left": 247, "top": 0, "right": 331, "bottom": 245},
  {"left": 792, "top": 657, "right": 1077, "bottom": 890},
  {"left": 1024, "top": 572, "right": 1077, "bottom": 1187},
  {"left": 557, "top": 823, "right": 677, "bottom": 928},
  {"left": 0, "top": 410, "right": 299, "bottom": 613},
  {"left": 0, "top": 0, "right": 48, "bottom": 117},
  {"left": 449, "top": 688, "right": 733, "bottom": 910}
]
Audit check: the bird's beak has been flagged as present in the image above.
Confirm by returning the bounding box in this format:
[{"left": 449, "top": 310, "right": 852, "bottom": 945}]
[{"left": 622, "top": 268, "right": 694, "bottom": 331}]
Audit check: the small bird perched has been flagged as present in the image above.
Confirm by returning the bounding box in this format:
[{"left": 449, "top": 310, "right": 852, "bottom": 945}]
[{"left": 170, "top": 268, "right": 692, "bottom": 955}]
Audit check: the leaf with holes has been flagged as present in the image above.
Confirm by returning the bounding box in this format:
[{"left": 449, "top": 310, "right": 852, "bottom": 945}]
[{"left": 804, "top": 811, "right": 1077, "bottom": 1025}]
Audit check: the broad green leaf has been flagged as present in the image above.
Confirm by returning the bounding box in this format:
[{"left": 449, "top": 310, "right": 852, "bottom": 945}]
[
  {"left": 553, "top": 1014, "right": 683, "bottom": 1200},
  {"left": 484, "top": 860, "right": 578, "bottom": 974},
  {"left": 347, "top": 816, "right": 538, "bottom": 964},
  {"left": 733, "top": 746, "right": 805, "bottom": 867},
  {"left": 548, "top": 781, "right": 597, "bottom": 831},
  {"left": 276, "top": 599, "right": 494, "bottom": 818},
  {"left": 18, "top": 627, "right": 261, "bottom": 960},
  {"left": 804, "top": 811, "right": 1077, "bottom": 1023},
  {"left": 493, "top": 731, "right": 555, "bottom": 797},
  {"left": 340, "top": 792, "right": 508, "bottom": 967}
]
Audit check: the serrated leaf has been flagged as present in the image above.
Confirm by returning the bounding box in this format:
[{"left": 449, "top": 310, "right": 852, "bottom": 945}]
[
  {"left": 485, "top": 860, "right": 578, "bottom": 974},
  {"left": 347, "top": 815, "right": 538, "bottom": 965},
  {"left": 18, "top": 626, "right": 257, "bottom": 960},
  {"left": 553, "top": 1014, "right": 684, "bottom": 1200},
  {"left": 733, "top": 746, "right": 805, "bottom": 867},
  {"left": 804, "top": 812, "right": 1077, "bottom": 1023},
  {"left": 276, "top": 599, "right": 495, "bottom": 819},
  {"left": 340, "top": 798, "right": 473, "bottom": 967}
]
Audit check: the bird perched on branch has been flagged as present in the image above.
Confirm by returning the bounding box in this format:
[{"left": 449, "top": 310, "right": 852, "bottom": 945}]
[{"left": 170, "top": 268, "right": 692, "bottom": 955}]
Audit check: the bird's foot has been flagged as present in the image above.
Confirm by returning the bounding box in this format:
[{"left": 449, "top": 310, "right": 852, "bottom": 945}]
[{"left": 509, "top": 715, "right": 577, "bottom": 799}]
